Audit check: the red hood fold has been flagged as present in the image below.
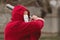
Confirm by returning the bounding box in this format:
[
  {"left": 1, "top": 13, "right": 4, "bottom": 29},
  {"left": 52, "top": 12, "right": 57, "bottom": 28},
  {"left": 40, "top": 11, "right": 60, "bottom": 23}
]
[{"left": 11, "top": 5, "right": 30, "bottom": 22}]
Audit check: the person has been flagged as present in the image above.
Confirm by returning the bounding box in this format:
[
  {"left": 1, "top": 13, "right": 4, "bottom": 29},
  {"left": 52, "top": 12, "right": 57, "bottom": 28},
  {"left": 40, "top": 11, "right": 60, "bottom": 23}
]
[{"left": 4, "top": 5, "right": 44, "bottom": 40}]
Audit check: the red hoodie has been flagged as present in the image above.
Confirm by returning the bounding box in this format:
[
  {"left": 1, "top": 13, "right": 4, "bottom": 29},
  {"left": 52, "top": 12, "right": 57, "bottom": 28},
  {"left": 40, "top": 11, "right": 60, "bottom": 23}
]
[{"left": 4, "top": 5, "right": 44, "bottom": 40}]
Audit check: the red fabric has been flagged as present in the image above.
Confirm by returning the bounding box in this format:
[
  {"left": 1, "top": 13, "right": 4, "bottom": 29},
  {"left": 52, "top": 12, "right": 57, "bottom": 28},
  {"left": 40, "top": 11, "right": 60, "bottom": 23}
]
[{"left": 4, "top": 5, "right": 44, "bottom": 40}]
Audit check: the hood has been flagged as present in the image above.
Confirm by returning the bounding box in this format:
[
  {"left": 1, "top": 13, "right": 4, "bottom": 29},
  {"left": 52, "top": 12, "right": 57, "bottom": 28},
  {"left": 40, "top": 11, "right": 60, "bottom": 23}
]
[{"left": 11, "top": 5, "right": 30, "bottom": 22}]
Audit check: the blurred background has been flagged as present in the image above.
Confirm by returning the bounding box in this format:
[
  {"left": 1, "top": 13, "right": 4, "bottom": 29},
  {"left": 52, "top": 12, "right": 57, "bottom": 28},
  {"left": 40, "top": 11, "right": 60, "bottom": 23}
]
[{"left": 0, "top": 0, "right": 60, "bottom": 40}]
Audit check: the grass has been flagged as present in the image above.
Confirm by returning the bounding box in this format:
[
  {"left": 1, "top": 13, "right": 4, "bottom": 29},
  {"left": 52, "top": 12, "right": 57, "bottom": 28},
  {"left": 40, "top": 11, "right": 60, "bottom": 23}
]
[
  {"left": 40, "top": 36, "right": 60, "bottom": 40},
  {"left": 0, "top": 36, "right": 60, "bottom": 40}
]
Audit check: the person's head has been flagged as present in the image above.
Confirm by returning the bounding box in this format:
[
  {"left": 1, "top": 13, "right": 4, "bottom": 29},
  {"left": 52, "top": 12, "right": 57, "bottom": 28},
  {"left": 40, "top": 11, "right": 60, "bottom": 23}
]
[{"left": 11, "top": 5, "right": 30, "bottom": 22}]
